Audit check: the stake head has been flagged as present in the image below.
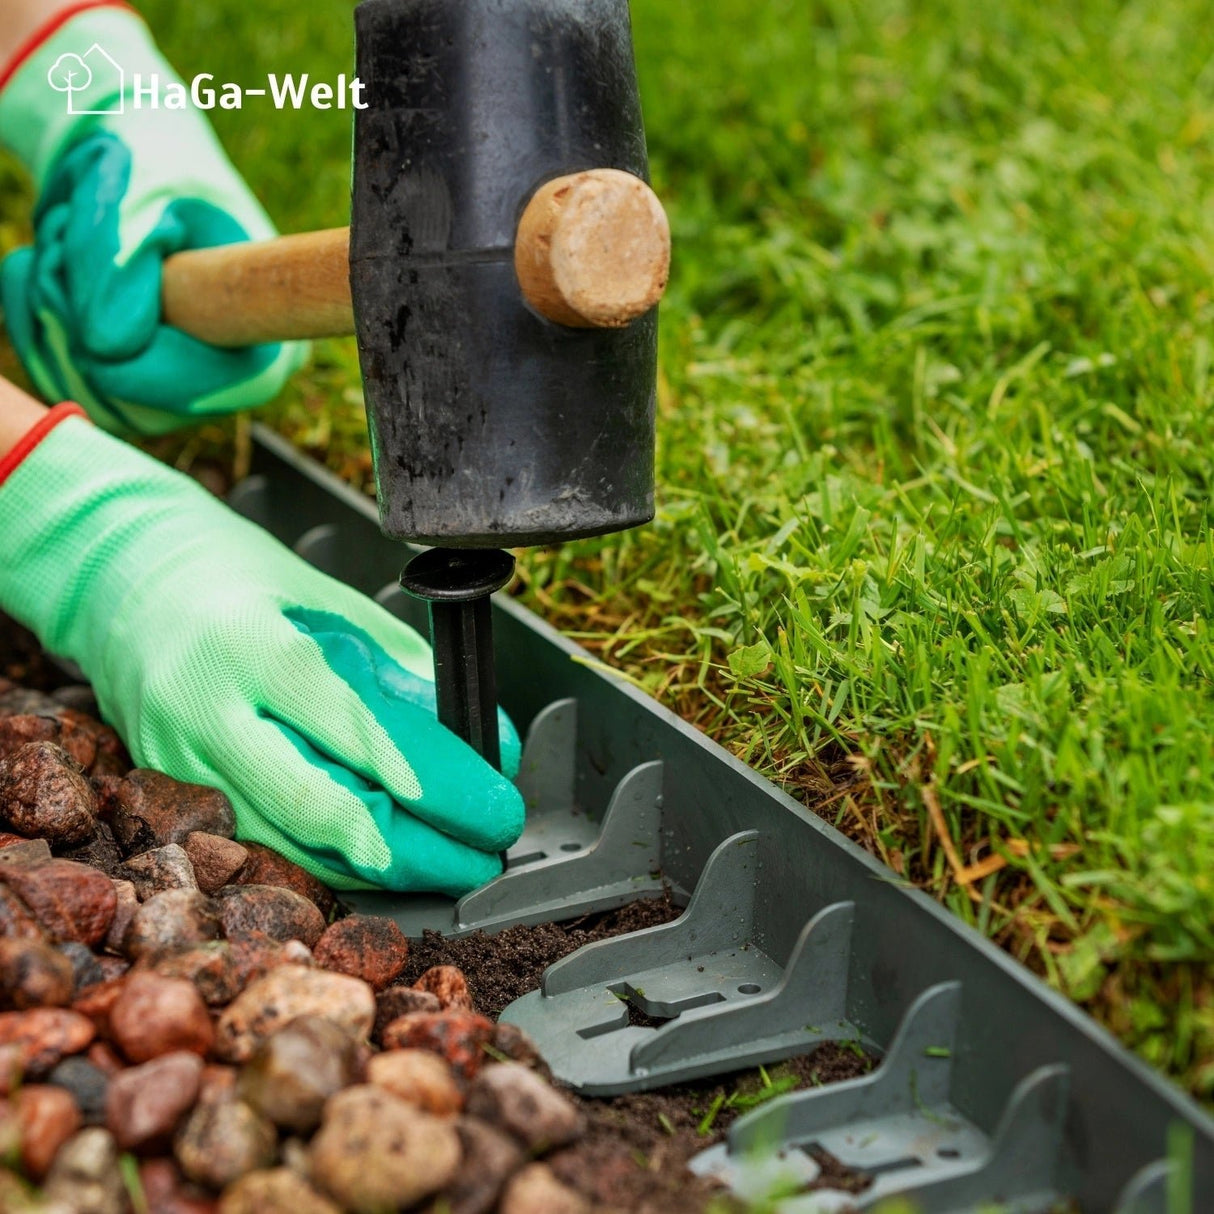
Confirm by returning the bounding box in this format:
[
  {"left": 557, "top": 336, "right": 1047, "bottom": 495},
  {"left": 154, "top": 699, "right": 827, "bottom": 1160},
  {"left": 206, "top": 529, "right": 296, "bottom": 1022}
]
[{"left": 400, "top": 547, "right": 517, "bottom": 603}]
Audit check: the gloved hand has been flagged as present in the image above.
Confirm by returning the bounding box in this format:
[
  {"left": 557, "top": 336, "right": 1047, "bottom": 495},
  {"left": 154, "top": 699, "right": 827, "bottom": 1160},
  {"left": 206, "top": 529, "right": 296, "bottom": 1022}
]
[
  {"left": 0, "top": 3, "right": 306, "bottom": 435},
  {"left": 0, "top": 412, "right": 525, "bottom": 894}
]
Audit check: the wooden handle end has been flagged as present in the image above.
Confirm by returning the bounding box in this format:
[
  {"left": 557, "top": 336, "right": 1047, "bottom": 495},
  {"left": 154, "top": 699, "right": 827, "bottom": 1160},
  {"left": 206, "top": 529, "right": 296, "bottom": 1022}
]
[{"left": 514, "top": 169, "right": 670, "bottom": 329}]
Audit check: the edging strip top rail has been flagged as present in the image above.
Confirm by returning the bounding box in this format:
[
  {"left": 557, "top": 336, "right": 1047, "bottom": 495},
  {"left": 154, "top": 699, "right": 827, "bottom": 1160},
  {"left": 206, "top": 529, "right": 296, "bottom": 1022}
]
[{"left": 233, "top": 425, "right": 1213, "bottom": 1213}]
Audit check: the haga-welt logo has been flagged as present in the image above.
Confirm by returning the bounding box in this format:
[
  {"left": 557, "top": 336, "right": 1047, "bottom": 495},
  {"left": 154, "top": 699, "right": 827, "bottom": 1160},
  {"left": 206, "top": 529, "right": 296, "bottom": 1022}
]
[
  {"left": 48, "top": 45, "right": 367, "bottom": 113},
  {"left": 48, "top": 45, "right": 124, "bottom": 115}
]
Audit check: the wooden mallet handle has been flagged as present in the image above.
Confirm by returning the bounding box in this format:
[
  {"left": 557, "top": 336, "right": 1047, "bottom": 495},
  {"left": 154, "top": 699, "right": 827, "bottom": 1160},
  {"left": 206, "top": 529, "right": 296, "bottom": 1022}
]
[{"left": 159, "top": 169, "right": 669, "bottom": 346}]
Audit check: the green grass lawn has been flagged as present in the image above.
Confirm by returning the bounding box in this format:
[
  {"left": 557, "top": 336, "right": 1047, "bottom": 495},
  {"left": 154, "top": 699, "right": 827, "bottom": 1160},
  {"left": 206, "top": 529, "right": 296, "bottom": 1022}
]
[{"left": 2, "top": 0, "right": 1213, "bottom": 1099}]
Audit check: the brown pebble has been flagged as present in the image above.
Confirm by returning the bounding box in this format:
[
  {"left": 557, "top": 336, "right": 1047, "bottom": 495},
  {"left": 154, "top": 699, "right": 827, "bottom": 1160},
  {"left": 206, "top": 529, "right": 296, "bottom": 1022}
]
[
  {"left": 465, "top": 1063, "right": 585, "bottom": 1152},
  {"left": 110, "top": 972, "right": 214, "bottom": 1063},
  {"left": 0, "top": 1042, "right": 23, "bottom": 1093},
  {"left": 106, "top": 1051, "right": 203, "bottom": 1152},
  {"left": 104, "top": 879, "right": 139, "bottom": 953},
  {"left": 0, "top": 882, "right": 43, "bottom": 941},
  {"left": 0, "top": 741, "right": 96, "bottom": 844},
  {"left": 0, "top": 837, "right": 53, "bottom": 866},
  {"left": 138, "top": 940, "right": 242, "bottom": 1006},
  {"left": 0, "top": 936, "right": 74, "bottom": 1009},
  {"left": 72, "top": 976, "right": 127, "bottom": 1038},
  {"left": 433, "top": 1116, "right": 527, "bottom": 1214},
  {"left": 123, "top": 888, "right": 221, "bottom": 960},
  {"left": 0, "top": 858, "right": 116, "bottom": 946},
  {"left": 0, "top": 1007, "right": 95, "bottom": 1077},
  {"left": 228, "top": 931, "right": 313, "bottom": 988},
  {"left": 86, "top": 1041, "right": 124, "bottom": 1077},
  {"left": 95, "top": 955, "right": 129, "bottom": 982},
  {"left": 499, "top": 1163, "right": 589, "bottom": 1214},
  {"left": 238, "top": 1016, "right": 360, "bottom": 1133},
  {"left": 215, "top": 885, "right": 326, "bottom": 948},
  {"left": 109, "top": 769, "right": 236, "bottom": 853},
  {"left": 115, "top": 843, "right": 198, "bottom": 900},
  {"left": 373, "top": 985, "right": 441, "bottom": 1042},
  {"left": 198, "top": 1063, "right": 239, "bottom": 1106},
  {"left": 214, "top": 965, "right": 374, "bottom": 1063},
  {"left": 174, "top": 1097, "right": 277, "bottom": 1189},
  {"left": 218, "top": 1167, "right": 341, "bottom": 1214},
  {"left": 308, "top": 1085, "right": 460, "bottom": 1211},
  {"left": 490, "top": 1021, "right": 544, "bottom": 1068},
  {"left": 15, "top": 1083, "right": 82, "bottom": 1178},
  {"left": 234, "top": 843, "right": 334, "bottom": 917},
  {"left": 43, "top": 1125, "right": 129, "bottom": 1213},
  {"left": 185, "top": 833, "right": 248, "bottom": 894},
  {"left": 312, "top": 914, "right": 409, "bottom": 991},
  {"left": 140, "top": 1155, "right": 222, "bottom": 1214},
  {"left": 366, "top": 1049, "right": 463, "bottom": 1116},
  {"left": 414, "top": 964, "right": 474, "bottom": 1011},
  {"left": 381, "top": 1010, "right": 495, "bottom": 1084}
]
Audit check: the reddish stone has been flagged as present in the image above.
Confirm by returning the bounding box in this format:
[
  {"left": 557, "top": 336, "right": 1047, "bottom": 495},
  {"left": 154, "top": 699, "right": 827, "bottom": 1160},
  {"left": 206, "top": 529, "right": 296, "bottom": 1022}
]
[
  {"left": 0, "top": 859, "right": 117, "bottom": 946},
  {"left": 0, "top": 832, "right": 30, "bottom": 848},
  {"left": 0, "top": 714, "right": 59, "bottom": 758},
  {"left": 138, "top": 941, "right": 242, "bottom": 1007},
  {"left": 227, "top": 931, "right": 311, "bottom": 989},
  {"left": 373, "top": 986, "right": 441, "bottom": 1043},
  {"left": 15, "top": 1083, "right": 82, "bottom": 1178},
  {"left": 380, "top": 1010, "right": 495, "bottom": 1084},
  {"left": 0, "top": 1008, "right": 95, "bottom": 1077},
  {"left": 86, "top": 1040, "right": 125, "bottom": 1077},
  {"left": 215, "top": 885, "right": 325, "bottom": 948},
  {"left": 139, "top": 1156, "right": 221, "bottom": 1214},
  {"left": 105, "top": 879, "right": 139, "bottom": 953},
  {"left": 0, "top": 742, "right": 96, "bottom": 845},
  {"left": 122, "top": 889, "right": 221, "bottom": 960},
  {"left": 72, "top": 977, "right": 126, "bottom": 1036},
  {"left": 107, "top": 1051, "right": 203, "bottom": 1152},
  {"left": 95, "top": 955, "right": 129, "bottom": 982},
  {"left": 490, "top": 1021, "right": 543, "bottom": 1068},
  {"left": 0, "top": 937, "right": 74, "bottom": 1009},
  {"left": 234, "top": 843, "right": 335, "bottom": 917},
  {"left": 115, "top": 843, "right": 198, "bottom": 900},
  {"left": 108, "top": 769, "right": 236, "bottom": 853},
  {"left": 184, "top": 833, "right": 248, "bottom": 895},
  {"left": 313, "top": 915, "right": 409, "bottom": 991},
  {"left": 109, "top": 972, "right": 215, "bottom": 1063},
  {"left": 413, "top": 964, "right": 474, "bottom": 1012},
  {"left": 0, "top": 883, "right": 43, "bottom": 941}
]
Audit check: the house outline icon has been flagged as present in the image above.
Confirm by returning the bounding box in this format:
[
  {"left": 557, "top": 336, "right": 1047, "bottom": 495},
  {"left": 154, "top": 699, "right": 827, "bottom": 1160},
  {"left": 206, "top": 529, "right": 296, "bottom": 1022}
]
[{"left": 66, "top": 44, "right": 124, "bottom": 116}]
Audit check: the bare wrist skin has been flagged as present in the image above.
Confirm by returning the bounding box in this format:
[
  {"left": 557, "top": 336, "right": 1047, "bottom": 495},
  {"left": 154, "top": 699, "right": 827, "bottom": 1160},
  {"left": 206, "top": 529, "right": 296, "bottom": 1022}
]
[
  {"left": 0, "top": 376, "right": 49, "bottom": 456},
  {"left": 0, "top": 0, "right": 87, "bottom": 66}
]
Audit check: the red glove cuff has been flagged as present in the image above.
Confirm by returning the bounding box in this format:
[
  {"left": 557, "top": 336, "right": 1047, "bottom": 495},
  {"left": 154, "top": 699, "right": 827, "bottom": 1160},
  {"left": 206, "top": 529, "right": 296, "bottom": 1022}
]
[
  {"left": 0, "top": 1, "right": 136, "bottom": 95},
  {"left": 0, "top": 403, "right": 90, "bottom": 488}
]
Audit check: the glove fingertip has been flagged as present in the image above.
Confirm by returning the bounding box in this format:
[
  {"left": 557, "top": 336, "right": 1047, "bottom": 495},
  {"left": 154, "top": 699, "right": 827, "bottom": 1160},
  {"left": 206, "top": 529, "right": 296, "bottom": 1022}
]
[{"left": 479, "top": 776, "right": 526, "bottom": 852}]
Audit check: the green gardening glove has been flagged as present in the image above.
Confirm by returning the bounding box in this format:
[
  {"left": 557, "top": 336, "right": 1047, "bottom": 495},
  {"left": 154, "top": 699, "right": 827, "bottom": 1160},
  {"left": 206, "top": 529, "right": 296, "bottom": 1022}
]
[
  {"left": 0, "top": 414, "right": 525, "bottom": 894},
  {"left": 0, "top": 4, "right": 306, "bottom": 436}
]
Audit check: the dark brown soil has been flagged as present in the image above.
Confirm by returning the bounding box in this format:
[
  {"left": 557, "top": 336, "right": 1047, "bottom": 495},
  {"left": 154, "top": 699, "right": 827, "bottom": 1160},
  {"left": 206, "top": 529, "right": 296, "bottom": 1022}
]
[
  {"left": 553, "top": 1044, "right": 875, "bottom": 1212},
  {"left": 401, "top": 897, "right": 877, "bottom": 1212},
  {"left": 0, "top": 614, "right": 66, "bottom": 692},
  {"left": 399, "top": 893, "right": 684, "bottom": 1018}
]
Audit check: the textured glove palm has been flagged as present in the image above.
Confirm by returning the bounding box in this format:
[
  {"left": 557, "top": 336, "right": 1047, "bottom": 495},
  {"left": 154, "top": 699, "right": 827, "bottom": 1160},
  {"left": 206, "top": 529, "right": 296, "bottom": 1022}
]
[
  {"left": 0, "top": 5, "right": 305, "bottom": 434},
  {"left": 0, "top": 418, "right": 525, "bottom": 894}
]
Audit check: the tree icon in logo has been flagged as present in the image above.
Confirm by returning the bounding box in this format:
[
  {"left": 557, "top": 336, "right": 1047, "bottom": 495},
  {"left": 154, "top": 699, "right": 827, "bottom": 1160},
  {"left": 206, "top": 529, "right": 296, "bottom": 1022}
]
[{"left": 47, "top": 45, "right": 124, "bottom": 115}]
